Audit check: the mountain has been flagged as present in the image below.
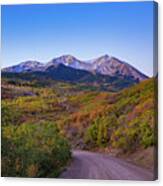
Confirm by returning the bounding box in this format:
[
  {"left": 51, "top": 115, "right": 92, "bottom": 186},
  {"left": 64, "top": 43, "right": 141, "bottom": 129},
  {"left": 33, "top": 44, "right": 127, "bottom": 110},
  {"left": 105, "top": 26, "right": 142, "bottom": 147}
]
[
  {"left": 46, "top": 54, "right": 148, "bottom": 81},
  {"left": 91, "top": 55, "right": 148, "bottom": 81},
  {"left": 2, "top": 55, "right": 148, "bottom": 81},
  {"left": 46, "top": 55, "right": 92, "bottom": 71},
  {"left": 45, "top": 63, "right": 138, "bottom": 89},
  {"left": 2, "top": 61, "right": 44, "bottom": 73}
]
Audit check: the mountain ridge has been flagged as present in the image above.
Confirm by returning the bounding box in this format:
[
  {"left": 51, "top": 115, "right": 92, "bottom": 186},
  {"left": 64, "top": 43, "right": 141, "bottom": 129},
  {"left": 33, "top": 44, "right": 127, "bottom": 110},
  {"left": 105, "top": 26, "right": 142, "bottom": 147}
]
[{"left": 2, "top": 54, "right": 148, "bottom": 81}]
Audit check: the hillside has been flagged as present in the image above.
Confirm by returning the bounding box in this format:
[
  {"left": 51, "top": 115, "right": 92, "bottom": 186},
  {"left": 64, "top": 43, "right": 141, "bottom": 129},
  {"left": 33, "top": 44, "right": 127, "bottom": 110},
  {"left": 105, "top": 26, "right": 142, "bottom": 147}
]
[{"left": 1, "top": 76, "right": 157, "bottom": 176}]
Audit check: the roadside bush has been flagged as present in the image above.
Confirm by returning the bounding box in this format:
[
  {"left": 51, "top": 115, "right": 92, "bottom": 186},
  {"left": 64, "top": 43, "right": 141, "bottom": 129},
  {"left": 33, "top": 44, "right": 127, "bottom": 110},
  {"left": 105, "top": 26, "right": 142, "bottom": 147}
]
[
  {"left": 85, "top": 113, "right": 118, "bottom": 148},
  {"left": 1, "top": 121, "right": 71, "bottom": 177}
]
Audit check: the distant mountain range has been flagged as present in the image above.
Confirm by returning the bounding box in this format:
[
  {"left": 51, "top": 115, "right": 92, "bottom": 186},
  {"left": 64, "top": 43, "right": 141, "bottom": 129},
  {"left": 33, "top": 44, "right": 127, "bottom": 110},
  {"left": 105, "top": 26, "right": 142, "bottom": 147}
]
[
  {"left": 2, "top": 54, "right": 148, "bottom": 81},
  {"left": 2, "top": 55, "right": 149, "bottom": 92}
]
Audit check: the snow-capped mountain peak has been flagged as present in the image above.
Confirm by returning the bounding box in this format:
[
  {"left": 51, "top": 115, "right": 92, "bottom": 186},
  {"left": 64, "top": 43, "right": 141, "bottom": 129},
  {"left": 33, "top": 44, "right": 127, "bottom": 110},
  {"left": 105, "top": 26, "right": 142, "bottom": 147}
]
[
  {"left": 2, "top": 54, "right": 148, "bottom": 81},
  {"left": 2, "top": 60, "right": 44, "bottom": 73}
]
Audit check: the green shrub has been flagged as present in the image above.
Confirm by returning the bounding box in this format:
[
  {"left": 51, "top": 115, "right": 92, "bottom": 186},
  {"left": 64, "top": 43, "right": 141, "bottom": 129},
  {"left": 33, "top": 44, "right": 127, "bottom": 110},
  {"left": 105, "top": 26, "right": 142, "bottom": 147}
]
[
  {"left": 1, "top": 102, "right": 22, "bottom": 126},
  {"left": 2, "top": 121, "right": 71, "bottom": 177},
  {"left": 85, "top": 113, "right": 118, "bottom": 148}
]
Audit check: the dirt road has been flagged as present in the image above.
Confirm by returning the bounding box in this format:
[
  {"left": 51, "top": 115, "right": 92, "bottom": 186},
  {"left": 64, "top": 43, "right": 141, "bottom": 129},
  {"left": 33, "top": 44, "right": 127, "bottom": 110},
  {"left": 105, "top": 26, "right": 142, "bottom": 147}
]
[{"left": 60, "top": 150, "right": 154, "bottom": 180}]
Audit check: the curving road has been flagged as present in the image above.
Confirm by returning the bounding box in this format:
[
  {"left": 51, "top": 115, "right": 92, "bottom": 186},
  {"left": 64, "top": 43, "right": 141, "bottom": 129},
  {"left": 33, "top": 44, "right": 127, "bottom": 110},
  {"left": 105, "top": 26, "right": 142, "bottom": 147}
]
[{"left": 60, "top": 150, "right": 154, "bottom": 180}]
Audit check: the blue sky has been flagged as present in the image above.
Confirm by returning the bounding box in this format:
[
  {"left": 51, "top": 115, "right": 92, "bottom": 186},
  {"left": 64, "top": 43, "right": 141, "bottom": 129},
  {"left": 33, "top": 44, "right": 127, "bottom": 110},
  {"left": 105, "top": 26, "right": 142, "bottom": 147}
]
[{"left": 2, "top": 2, "right": 156, "bottom": 76}]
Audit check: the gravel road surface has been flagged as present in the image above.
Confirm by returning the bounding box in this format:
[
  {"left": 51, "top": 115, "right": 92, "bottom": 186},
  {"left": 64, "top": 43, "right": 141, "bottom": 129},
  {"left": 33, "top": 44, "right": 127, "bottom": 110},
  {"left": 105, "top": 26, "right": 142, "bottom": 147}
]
[{"left": 60, "top": 150, "right": 154, "bottom": 180}]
